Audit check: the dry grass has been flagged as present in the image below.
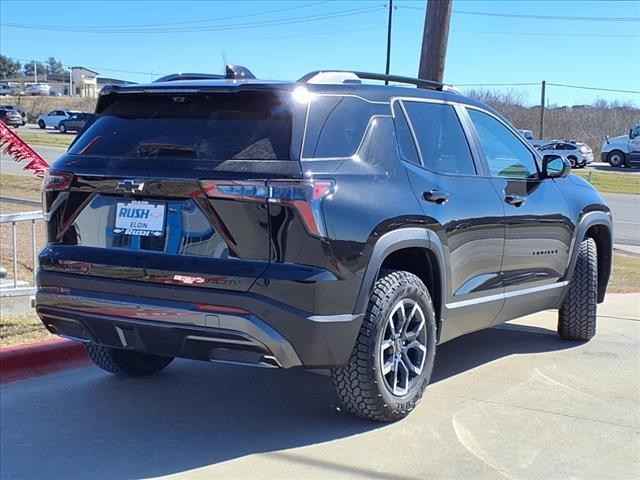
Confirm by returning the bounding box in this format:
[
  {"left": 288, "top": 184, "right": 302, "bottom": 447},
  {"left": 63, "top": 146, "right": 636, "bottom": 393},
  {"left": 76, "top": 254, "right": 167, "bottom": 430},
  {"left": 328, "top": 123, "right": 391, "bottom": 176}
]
[
  {"left": 0, "top": 173, "right": 42, "bottom": 202},
  {"left": 7, "top": 96, "right": 96, "bottom": 123},
  {"left": 609, "top": 253, "right": 640, "bottom": 294},
  {"left": 0, "top": 313, "right": 53, "bottom": 347}
]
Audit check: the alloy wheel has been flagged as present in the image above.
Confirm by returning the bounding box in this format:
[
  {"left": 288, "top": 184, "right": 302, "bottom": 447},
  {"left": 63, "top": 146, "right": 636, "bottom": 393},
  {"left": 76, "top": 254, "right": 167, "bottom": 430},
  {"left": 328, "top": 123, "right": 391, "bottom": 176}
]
[{"left": 380, "top": 298, "right": 428, "bottom": 396}]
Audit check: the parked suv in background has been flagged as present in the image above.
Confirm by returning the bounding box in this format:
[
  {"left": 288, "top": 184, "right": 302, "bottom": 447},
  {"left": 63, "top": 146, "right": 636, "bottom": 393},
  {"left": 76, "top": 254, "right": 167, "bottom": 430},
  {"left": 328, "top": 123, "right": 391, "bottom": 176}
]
[
  {"left": 0, "top": 108, "right": 22, "bottom": 127},
  {"left": 0, "top": 104, "right": 27, "bottom": 125},
  {"left": 537, "top": 140, "right": 593, "bottom": 168},
  {"left": 37, "top": 67, "right": 612, "bottom": 422},
  {"left": 37, "top": 109, "right": 80, "bottom": 129}
]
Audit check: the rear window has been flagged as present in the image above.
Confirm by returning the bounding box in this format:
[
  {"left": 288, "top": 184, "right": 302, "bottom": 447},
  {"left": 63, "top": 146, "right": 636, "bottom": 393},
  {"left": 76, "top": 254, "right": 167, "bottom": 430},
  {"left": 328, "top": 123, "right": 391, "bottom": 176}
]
[{"left": 69, "top": 92, "right": 293, "bottom": 160}]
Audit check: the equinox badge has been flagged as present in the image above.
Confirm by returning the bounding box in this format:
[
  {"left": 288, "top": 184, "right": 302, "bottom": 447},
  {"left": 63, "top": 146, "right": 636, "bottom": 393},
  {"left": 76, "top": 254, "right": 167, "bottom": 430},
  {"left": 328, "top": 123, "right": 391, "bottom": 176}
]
[{"left": 116, "top": 179, "right": 145, "bottom": 193}]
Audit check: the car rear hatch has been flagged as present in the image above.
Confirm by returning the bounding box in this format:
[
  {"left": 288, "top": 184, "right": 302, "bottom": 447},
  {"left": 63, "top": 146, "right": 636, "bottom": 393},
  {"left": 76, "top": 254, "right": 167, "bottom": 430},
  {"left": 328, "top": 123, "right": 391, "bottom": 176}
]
[{"left": 40, "top": 85, "right": 310, "bottom": 292}]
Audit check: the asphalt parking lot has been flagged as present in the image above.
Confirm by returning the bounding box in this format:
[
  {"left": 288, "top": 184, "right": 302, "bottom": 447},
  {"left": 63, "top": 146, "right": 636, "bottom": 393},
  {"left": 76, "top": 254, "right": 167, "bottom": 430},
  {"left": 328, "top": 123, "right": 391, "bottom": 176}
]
[{"left": 2, "top": 294, "right": 638, "bottom": 480}]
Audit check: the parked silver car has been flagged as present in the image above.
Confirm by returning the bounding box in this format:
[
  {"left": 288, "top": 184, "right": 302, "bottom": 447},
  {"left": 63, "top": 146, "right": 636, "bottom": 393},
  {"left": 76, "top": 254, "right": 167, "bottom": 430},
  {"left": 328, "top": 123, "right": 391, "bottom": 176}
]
[{"left": 537, "top": 141, "right": 593, "bottom": 168}]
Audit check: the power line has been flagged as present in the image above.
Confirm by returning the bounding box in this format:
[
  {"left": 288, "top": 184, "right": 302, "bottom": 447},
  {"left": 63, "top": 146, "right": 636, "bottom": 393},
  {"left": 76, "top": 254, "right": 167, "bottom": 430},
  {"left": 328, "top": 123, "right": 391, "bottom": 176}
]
[
  {"left": 547, "top": 83, "right": 640, "bottom": 95},
  {"left": 1, "top": 5, "right": 383, "bottom": 34},
  {"left": 9, "top": 1, "right": 334, "bottom": 30},
  {"left": 401, "top": 5, "right": 640, "bottom": 22},
  {"left": 455, "top": 81, "right": 639, "bottom": 95}
]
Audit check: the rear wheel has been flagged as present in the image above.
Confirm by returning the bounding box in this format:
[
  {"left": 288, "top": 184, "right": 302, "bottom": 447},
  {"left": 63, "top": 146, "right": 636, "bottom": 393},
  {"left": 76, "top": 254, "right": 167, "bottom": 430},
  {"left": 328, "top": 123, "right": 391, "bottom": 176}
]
[
  {"left": 38, "top": 120, "right": 45, "bottom": 129},
  {"left": 568, "top": 156, "right": 577, "bottom": 168},
  {"left": 59, "top": 123, "right": 67, "bottom": 133},
  {"left": 85, "top": 344, "right": 174, "bottom": 376},
  {"left": 558, "top": 238, "right": 597, "bottom": 341},
  {"left": 607, "top": 150, "right": 625, "bottom": 167},
  {"left": 332, "top": 270, "right": 436, "bottom": 422}
]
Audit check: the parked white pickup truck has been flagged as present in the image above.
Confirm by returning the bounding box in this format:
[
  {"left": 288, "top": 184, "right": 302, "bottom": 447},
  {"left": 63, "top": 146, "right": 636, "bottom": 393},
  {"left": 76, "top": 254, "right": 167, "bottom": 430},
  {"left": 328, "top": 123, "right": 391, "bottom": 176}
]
[{"left": 601, "top": 123, "right": 640, "bottom": 168}]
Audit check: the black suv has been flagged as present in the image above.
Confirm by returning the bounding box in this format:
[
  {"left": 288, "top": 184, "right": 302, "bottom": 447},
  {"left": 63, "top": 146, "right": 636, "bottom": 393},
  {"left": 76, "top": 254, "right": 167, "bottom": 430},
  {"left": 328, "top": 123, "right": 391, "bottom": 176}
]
[{"left": 37, "top": 67, "right": 612, "bottom": 422}]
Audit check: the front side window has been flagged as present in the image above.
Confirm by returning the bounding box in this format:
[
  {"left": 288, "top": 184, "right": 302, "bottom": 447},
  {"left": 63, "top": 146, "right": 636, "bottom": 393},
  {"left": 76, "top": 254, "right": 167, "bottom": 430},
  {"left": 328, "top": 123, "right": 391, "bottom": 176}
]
[
  {"left": 403, "top": 101, "right": 476, "bottom": 175},
  {"left": 631, "top": 125, "right": 640, "bottom": 138},
  {"left": 468, "top": 109, "right": 538, "bottom": 179}
]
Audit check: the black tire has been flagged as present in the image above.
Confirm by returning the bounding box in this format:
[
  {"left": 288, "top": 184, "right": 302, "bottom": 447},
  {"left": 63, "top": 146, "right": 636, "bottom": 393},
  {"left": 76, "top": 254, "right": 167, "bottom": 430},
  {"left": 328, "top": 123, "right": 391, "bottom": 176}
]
[
  {"left": 568, "top": 156, "right": 577, "bottom": 168},
  {"left": 558, "top": 237, "right": 597, "bottom": 341},
  {"left": 607, "top": 150, "right": 625, "bottom": 168},
  {"left": 331, "top": 270, "right": 437, "bottom": 422},
  {"left": 38, "top": 120, "right": 45, "bottom": 129},
  {"left": 59, "top": 123, "right": 66, "bottom": 133},
  {"left": 85, "top": 343, "right": 174, "bottom": 376}
]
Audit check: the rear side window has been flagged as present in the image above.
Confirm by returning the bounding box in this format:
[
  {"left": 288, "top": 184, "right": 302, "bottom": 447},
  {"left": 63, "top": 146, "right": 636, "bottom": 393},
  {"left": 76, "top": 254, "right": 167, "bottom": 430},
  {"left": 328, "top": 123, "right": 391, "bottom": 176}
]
[
  {"left": 69, "top": 92, "right": 293, "bottom": 160},
  {"left": 302, "top": 96, "right": 387, "bottom": 159},
  {"left": 403, "top": 101, "right": 476, "bottom": 175}
]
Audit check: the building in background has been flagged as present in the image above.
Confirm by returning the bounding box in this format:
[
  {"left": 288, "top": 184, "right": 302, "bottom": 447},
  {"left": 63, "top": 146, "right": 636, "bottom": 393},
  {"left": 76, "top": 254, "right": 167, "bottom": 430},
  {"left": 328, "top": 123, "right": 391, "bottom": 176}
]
[{"left": 0, "top": 67, "right": 132, "bottom": 97}]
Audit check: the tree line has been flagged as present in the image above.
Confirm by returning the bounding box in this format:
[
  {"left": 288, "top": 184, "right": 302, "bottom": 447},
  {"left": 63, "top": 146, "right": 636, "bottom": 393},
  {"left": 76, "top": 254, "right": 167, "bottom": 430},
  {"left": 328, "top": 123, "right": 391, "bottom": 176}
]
[{"left": 0, "top": 55, "right": 66, "bottom": 79}]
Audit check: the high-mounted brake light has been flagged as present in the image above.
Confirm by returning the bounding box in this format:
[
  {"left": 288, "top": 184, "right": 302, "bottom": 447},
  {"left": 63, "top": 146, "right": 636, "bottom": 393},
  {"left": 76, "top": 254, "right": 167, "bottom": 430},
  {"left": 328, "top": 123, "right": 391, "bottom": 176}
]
[
  {"left": 200, "top": 179, "right": 336, "bottom": 237},
  {"left": 42, "top": 171, "right": 72, "bottom": 191}
]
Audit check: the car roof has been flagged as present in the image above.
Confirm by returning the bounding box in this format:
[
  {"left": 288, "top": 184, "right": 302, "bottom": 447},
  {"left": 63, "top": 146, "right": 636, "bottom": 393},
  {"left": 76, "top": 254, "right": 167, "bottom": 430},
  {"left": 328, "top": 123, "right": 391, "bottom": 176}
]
[{"left": 103, "top": 78, "right": 492, "bottom": 111}]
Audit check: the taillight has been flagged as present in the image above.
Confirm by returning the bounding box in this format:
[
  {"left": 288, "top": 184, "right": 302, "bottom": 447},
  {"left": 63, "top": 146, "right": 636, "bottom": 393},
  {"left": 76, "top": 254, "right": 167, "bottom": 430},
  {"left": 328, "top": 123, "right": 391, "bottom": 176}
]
[
  {"left": 200, "top": 178, "right": 336, "bottom": 237},
  {"left": 266, "top": 179, "right": 335, "bottom": 237},
  {"left": 42, "top": 171, "right": 72, "bottom": 191}
]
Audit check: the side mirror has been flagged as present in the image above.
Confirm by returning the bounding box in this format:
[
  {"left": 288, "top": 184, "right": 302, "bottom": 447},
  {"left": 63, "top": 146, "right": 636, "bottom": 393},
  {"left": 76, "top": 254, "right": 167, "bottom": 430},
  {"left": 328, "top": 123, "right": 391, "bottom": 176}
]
[{"left": 542, "top": 155, "right": 571, "bottom": 179}]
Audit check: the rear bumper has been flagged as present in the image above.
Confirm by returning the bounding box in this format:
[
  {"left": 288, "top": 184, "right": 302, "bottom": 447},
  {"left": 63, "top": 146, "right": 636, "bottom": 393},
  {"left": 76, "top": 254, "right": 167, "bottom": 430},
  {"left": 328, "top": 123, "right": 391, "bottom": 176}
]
[{"left": 36, "top": 271, "right": 363, "bottom": 369}]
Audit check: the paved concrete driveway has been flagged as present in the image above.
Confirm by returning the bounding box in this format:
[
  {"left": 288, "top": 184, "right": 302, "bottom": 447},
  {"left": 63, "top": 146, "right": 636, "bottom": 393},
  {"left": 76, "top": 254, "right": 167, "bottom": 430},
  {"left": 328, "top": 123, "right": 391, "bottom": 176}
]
[{"left": 1, "top": 295, "right": 639, "bottom": 479}]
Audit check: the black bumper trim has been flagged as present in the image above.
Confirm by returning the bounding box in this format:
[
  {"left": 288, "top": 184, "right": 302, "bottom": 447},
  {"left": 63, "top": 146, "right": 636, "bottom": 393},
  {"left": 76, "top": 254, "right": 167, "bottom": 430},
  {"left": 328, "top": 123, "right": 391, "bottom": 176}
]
[{"left": 36, "top": 270, "right": 364, "bottom": 368}]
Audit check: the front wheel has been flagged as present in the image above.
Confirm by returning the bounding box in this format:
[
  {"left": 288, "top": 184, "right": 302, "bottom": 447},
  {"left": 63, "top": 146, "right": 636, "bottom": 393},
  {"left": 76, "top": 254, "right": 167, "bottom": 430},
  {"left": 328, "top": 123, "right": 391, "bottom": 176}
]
[
  {"left": 37, "top": 120, "right": 45, "bottom": 129},
  {"left": 568, "top": 156, "right": 577, "bottom": 168},
  {"left": 85, "top": 344, "right": 174, "bottom": 376},
  {"left": 332, "top": 270, "right": 437, "bottom": 422},
  {"left": 58, "top": 123, "right": 66, "bottom": 133},
  {"left": 607, "top": 150, "right": 625, "bottom": 167},
  {"left": 558, "top": 238, "right": 597, "bottom": 341}
]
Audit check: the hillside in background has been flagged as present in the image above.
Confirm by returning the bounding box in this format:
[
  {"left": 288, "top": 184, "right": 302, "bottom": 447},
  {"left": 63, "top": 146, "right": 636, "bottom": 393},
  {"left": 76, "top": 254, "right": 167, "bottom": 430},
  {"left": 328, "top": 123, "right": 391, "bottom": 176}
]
[{"left": 467, "top": 90, "right": 639, "bottom": 156}]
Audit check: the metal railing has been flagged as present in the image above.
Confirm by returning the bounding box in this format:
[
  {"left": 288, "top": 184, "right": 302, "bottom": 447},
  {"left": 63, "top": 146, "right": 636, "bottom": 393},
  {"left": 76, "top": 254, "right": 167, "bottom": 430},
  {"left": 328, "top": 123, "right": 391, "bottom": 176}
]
[{"left": 0, "top": 210, "right": 44, "bottom": 298}]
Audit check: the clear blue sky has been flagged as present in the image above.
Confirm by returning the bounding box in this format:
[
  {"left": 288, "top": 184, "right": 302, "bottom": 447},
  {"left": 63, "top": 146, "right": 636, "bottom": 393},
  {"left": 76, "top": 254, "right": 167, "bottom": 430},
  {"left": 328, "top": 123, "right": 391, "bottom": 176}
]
[{"left": 1, "top": 0, "right": 639, "bottom": 106}]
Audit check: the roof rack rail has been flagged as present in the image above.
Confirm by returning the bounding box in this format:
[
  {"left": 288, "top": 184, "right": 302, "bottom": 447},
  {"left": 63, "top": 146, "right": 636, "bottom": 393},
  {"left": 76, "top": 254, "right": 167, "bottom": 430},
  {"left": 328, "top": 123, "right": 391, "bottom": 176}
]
[{"left": 297, "top": 70, "right": 445, "bottom": 91}]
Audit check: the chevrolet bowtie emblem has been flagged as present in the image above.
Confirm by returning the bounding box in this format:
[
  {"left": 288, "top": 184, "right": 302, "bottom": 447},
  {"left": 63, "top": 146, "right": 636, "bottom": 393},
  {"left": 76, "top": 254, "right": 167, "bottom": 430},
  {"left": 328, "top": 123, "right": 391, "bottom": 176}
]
[{"left": 116, "top": 179, "right": 145, "bottom": 193}]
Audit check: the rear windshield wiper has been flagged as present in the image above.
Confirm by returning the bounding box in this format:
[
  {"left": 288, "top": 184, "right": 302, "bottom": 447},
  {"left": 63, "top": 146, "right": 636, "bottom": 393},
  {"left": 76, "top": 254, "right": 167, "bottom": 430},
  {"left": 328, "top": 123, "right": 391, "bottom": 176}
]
[{"left": 136, "top": 142, "right": 198, "bottom": 157}]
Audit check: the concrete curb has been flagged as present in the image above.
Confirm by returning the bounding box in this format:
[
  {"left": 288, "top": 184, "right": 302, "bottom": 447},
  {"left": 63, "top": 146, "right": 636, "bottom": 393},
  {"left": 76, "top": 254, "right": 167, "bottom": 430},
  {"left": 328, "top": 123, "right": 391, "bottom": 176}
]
[{"left": 0, "top": 339, "right": 90, "bottom": 384}]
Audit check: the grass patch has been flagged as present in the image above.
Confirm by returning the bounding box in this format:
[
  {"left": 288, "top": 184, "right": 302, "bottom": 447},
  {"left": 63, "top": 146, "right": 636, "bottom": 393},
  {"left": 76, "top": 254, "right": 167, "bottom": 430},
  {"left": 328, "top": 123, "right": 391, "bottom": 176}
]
[
  {"left": 0, "top": 173, "right": 41, "bottom": 202},
  {"left": 0, "top": 312, "right": 53, "bottom": 347},
  {"left": 609, "top": 253, "right": 640, "bottom": 294},
  {"left": 18, "top": 132, "right": 74, "bottom": 149},
  {"left": 573, "top": 170, "right": 639, "bottom": 195}
]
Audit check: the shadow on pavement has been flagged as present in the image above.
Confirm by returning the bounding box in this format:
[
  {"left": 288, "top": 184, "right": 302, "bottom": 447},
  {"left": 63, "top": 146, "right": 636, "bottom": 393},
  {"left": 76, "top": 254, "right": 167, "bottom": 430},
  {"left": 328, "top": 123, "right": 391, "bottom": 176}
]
[{"left": 1, "top": 323, "right": 577, "bottom": 479}]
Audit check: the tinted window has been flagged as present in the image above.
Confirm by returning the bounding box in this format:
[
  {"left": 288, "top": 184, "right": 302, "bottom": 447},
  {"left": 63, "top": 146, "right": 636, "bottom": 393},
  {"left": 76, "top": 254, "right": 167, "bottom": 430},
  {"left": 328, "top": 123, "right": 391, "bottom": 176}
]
[
  {"left": 302, "top": 96, "right": 386, "bottom": 158},
  {"left": 468, "top": 109, "right": 538, "bottom": 178},
  {"left": 69, "top": 92, "right": 293, "bottom": 160},
  {"left": 392, "top": 103, "right": 420, "bottom": 165},
  {"left": 403, "top": 102, "right": 476, "bottom": 175}
]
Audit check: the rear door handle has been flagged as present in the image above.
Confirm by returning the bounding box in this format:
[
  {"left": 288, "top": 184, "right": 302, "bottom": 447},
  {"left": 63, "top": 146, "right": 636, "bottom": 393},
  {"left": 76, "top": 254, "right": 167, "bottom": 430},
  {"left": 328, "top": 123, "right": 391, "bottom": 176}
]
[
  {"left": 423, "top": 189, "right": 450, "bottom": 204},
  {"left": 504, "top": 194, "right": 526, "bottom": 207}
]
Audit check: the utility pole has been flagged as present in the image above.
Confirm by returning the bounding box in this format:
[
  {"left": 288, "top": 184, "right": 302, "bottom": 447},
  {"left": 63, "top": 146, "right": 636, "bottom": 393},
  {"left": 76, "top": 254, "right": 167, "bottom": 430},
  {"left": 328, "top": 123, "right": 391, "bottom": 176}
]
[
  {"left": 69, "top": 67, "right": 73, "bottom": 97},
  {"left": 384, "top": 0, "right": 394, "bottom": 84},
  {"left": 418, "top": 0, "right": 452, "bottom": 83},
  {"left": 539, "top": 80, "right": 546, "bottom": 139},
  {"left": 33, "top": 59, "right": 37, "bottom": 84}
]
